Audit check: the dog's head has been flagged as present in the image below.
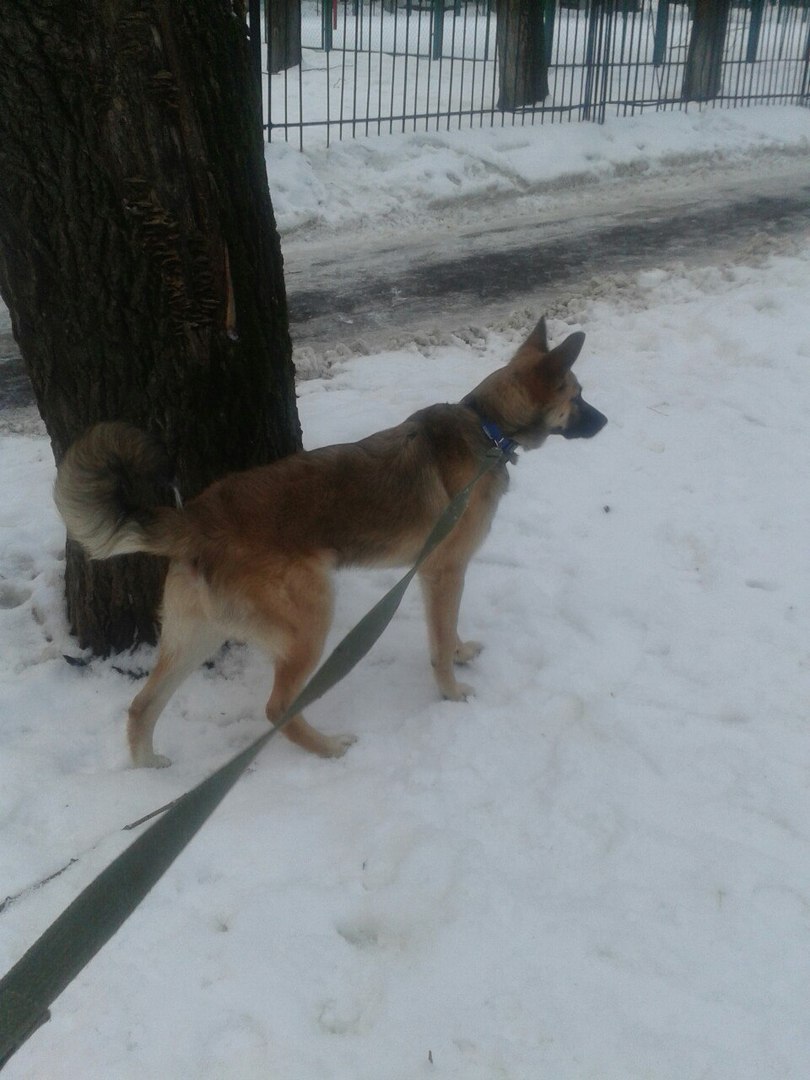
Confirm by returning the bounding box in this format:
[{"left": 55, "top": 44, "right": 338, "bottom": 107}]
[{"left": 465, "top": 317, "right": 607, "bottom": 449}]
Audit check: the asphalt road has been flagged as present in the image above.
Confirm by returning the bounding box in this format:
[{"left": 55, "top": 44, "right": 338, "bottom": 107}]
[
  {"left": 283, "top": 154, "right": 810, "bottom": 353},
  {"left": 2, "top": 152, "right": 809, "bottom": 415}
]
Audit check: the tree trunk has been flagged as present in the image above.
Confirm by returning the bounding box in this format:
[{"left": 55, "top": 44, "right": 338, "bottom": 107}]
[
  {"left": 267, "top": 0, "right": 302, "bottom": 75},
  {"left": 682, "top": 0, "right": 732, "bottom": 102},
  {"left": 0, "top": 0, "right": 301, "bottom": 656},
  {"left": 496, "top": 0, "right": 549, "bottom": 112}
]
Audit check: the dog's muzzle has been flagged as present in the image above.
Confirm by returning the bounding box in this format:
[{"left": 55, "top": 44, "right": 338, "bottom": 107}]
[{"left": 562, "top": 397, "right": 608, "bottom": 440}]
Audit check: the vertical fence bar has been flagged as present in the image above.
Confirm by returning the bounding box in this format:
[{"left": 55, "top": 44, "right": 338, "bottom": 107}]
[
  {"left": 478, "top": 1, "right": 492, "bottom": 125},
  {"left": 598, "top": 1, "right": 614, "bottom": 124},
  {"left": 413, "top": 3, "right": 425, "bottom": 131},
  {"left": 468, "top": 1, "right": 479, "bottom": 127},
  {"left": 365, "top": 0, "right": 374, "bottom": 136},
  {"left": 616, "top": 4, "right": 632, "bottom": 117},
  {"left": 446, "top": 2, "right": 459, "bottom": 130},
  {"left": 582, "top": 1, "right": 599, "bottom": 120},
  {"left": 247, "top": 0, "right": 267, "bottom": 139},
  {"left": 490, "top": 0, "right": 500, "bottom": 125},
  {"left": 351, "top": 0, "right": 361, "bottom": 137},
  {"left": 573, "top": 3, "right": 591, "bottom": 122},
  {"left": 460, "top": 0, "right": 473, "bottom": 129},
  {"left": 730, "top": 2, "right": 751, "bottom": 106},
  {"left": 401, "top": 1, "right": 412, "bottom": 133},
  {"left": 622, "top": 3, "right": 642, "bottom": 118},
  {"left": 377, "top": 0, "right": 386, "bottom": 135},
  {"left": 339, "top": 0, "right": 350, "bottom": 139},
  {"left": 435, "top": 0, "right": 447, "bottom": 130},
  {"left": 324, "top": 3, "right": 332, "bottom": 147},
  {"left": 296, "top": 3, "right": 304, "bottom": 149},
  {"left": 270, "top": 1, "right": 279, "bottom": 142},
  {"left": 322, "top": 0, "right": 333, "bottom": 51},
  {"left": 768, "top": 2, "right": 786, "bottom": 103}
]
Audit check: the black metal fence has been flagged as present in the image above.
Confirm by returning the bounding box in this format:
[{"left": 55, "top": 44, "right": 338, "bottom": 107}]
[{"left": 251, "top": 2, "right": 810, "bottom": 148}]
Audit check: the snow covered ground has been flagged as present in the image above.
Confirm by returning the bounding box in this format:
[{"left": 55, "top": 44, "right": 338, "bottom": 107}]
[{"left": 1, "top": 107, "right": 810, "bottom": 1079}]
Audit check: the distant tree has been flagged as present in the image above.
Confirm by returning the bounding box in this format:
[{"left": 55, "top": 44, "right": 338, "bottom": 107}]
[
  {"left": 267, "top": 0, "right": 302, "bottom": 74},
  {"left": 682, "top": 0, "right": 732, "bottom": 102},
  {"left": 496, "top": 0, "right": 549, "bottom": 112},
  {"left": 0, "top": 1, "right": 301, "bottom": 655}
]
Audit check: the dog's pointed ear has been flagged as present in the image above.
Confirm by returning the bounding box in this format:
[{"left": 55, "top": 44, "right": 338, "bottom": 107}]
[
  {"left": 523, "top": 316, "right": 549, "bottom": 352},
  {"left": 547, "top": 331, "right": 585, "bottom": 370}
]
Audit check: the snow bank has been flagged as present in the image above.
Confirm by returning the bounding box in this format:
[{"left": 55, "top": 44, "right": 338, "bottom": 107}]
[{"left": 267, "top": 105, "right": 810, "bottom": 237}]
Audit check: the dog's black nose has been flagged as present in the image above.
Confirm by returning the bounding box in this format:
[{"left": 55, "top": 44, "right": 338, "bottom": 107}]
[{"left": 563, "top": 399, "right": 608, "bottom": 440}]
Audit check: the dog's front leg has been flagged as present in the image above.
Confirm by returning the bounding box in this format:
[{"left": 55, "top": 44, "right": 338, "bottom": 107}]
[{"left": 419, "top": 564, "right": 474, "bottom": 701}]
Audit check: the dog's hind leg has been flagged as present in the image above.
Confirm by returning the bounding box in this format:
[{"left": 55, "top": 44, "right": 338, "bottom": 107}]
[
  {"left": 128, "top": 562, "right": 223, "bottom": 768},
  {"left": 266, "top": 645, "right": 357, "bottom": 758},
  {"left": 256, "top": 557, "right": 356, "bottom": 759}
]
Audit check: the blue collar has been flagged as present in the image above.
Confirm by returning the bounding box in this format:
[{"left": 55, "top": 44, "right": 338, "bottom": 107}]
[{"left": 480, "top": 419, "right": 519, "bottom": 463}]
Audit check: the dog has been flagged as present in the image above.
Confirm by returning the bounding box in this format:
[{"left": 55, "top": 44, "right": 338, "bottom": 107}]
[{"left": 54, "top": 317, "right": 607, "bottom": 767}]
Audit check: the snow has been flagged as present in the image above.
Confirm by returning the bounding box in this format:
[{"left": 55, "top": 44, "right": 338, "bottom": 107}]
[
  {"left": 2, "top": 106, "right": 810, "bottom": 1079},
  {"left": 266, "top": 104, "right": 810, "bottom": 238}
]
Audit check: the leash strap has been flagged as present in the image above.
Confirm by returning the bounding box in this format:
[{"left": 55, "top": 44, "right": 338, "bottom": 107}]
[{"left": 0, "top": 446, "right": 510, "bottom": 1069}]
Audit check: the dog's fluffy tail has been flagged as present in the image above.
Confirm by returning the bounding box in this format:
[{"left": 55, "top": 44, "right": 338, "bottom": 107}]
[{"left": 54, "top": 422, "right": 190, "bottom": 560}]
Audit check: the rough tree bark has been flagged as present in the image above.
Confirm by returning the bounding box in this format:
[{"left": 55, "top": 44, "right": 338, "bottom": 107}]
[
  {"left": 496, "top": 0, "right": 549, "bottom": 112},
  {"left": 0, "top": 1, "right": 301, "bottom": 655},
  {"left": 682, "top": 0, "right": 732, "bottom": 102}
]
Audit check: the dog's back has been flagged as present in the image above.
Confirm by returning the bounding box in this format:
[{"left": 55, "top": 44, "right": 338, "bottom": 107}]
[{"left": 183, "top": 403, "right": 499, "bottom": 570}]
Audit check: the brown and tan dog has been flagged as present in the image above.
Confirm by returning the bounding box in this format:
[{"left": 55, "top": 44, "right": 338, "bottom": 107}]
[{"left": 54, "top": 318, "right": 606, "bottom": 767}]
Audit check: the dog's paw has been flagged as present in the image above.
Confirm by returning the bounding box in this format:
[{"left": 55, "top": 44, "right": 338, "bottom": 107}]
[
  {"left": 320, "top": 733, "right": 358, "bottom": 759},
  {"left": 132, "top": 750, "right": 172, "bottom": 769},
  {"left": 442, "top": 681, "right": 474, "bottom": 702},
  {"left": 454, "top": 640, "right": 483, "bottom": 665}
]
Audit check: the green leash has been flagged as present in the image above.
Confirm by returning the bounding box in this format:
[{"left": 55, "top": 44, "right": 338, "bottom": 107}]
[{"left": 0, "top": 446, "right": 508, "bottom": 1069}]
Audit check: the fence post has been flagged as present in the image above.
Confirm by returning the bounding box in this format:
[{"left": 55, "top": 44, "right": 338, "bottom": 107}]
[
  {"left": 322, "top": 0, "right": 333, "bottom": 52},
  {"left": 597, "top": 1, "right": 615, "bottom": 125},
  {"left": 582, "top": 1, "right": 599, "bottom": 120}
]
